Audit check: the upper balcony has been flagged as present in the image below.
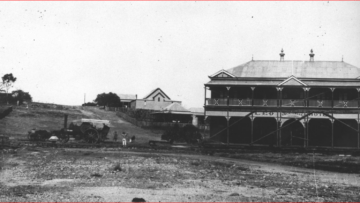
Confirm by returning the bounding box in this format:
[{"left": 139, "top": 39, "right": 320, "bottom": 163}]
[
  {"left": 204, "top": 86, "right": 360, "bottom": 110},
  {"left": 205, "top": 98, "right": 359, "bottom": 108}
]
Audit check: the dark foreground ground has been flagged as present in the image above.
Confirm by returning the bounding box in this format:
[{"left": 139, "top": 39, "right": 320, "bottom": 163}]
[
  {"left": 1, "top": 106, "right": 360, "bottom": 201},
  {"left": 1, "top": 146, "right": 360, "bottom": 202}
]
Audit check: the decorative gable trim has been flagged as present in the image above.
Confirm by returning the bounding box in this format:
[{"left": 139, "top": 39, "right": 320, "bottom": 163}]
[
  {"left": 209, "top": 69, "right": 235, "bottom": 78},
  {"left": 152, "top": 92, "right": 167, "bottom": 100},
  {"left": 278, "top": 75, "right": 307, "bottom": 86},
  {"left": 143, "top": 88, "right": 171, "bottom": 100}
]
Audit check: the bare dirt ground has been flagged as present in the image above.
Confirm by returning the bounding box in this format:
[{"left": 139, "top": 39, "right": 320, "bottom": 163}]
[
  {"left": 1, "top": 106, "right": 360, "bottom": 202},
  {"left": 1, "top": 147, "right": 360, "bottom": 202}
]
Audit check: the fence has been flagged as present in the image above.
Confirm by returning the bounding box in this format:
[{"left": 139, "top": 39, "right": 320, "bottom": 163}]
[
  {"left": 116, "top": 111, "right": 209, "bottom": 132},
  {"left": 106, "top": 107, "right": 156, "bottom": 122}
]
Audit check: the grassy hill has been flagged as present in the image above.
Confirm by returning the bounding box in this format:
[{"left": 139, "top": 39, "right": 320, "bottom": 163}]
[
  {"left": 0, "top": 105, "right": 90, "bottom": 139},
  {"left": 0, "top": 105, "right": 162, "bottom": 143}
]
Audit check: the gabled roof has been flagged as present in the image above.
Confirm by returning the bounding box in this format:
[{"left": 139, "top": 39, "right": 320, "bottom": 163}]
[
  {"left": 226, "top": 60, "right": 360, "bottom": 79},
  {"left": 278, "top": 75, "right": 307, "bottom": 86},
  {"left": 143, "top": 88, "right": 171, "bottom": 100},
  {"left": 163, "top": 103, "right": 189, "bottom": 112},
  {"left": 209, "top": 69, "right": 236, "bottom": 78}
]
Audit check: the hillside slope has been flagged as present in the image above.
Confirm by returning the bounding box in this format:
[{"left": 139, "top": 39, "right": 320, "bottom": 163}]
[
  {"left": 81, "top": 107, "right": 162, "bottom": 143},
  {"left": 0, "top": 105, "right": 90, "bottom": 138},
  {"left": 0, "top": 105, "right": 162, "bottom": 143}
]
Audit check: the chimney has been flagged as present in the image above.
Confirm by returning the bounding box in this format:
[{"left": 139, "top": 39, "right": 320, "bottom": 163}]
[
  {"left": 309, "top": 49, "right": 315, "bottom": 61},
  {"left": 135, "top": 94, "right": 137, "bottom": 99},
  {"left": 279, "top": 49, "right": 285, "bottom": 61}
]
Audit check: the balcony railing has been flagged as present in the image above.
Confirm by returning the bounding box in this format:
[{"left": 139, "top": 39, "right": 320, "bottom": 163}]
[
  {"left": 253, "top": 99, "right": 277, "bottom": 107},
  {"left": 206, "top": 98, "right": 360, "bottom": 108},
  {"left": 281, "top": 99, "right": 305, "bottom": 107},
  {"left": 206, "top": 98, "right": 227, "bottom": 106},
  {"left": 308, "top": 100, "right": 332, "bottom": 108},
  {"left": 229, "top": 99, "right": 251, "bottom": 106},
  {"left": 334, "top": 100, "right": 359, "bottom": 108}
]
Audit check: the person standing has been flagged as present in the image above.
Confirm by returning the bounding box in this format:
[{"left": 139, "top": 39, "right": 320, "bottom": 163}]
[
  {"left": 122, "top": 131, "right": 127, "bottom": 146},
  {"left": 113, "top": 131, "right": 118, "bottom": 142}
]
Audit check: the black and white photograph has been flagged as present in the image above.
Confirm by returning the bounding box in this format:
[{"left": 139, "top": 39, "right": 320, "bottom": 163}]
[{"left": 1, "top": 1, "right": 360, "bottom": 202}]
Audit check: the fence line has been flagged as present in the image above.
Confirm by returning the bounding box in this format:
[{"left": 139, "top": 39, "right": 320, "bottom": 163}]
[{"left": 116, "top": 111, "right": 209, "bottom": 131}]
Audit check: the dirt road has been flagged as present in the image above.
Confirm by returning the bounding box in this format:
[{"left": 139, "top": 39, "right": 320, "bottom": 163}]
[{"left": 79, "top": 107, "right": 162, "bottom": 143}]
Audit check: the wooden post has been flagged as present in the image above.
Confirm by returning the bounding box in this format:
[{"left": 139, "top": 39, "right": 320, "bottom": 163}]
[
  {"left": 330, "top": 88, "right": 335, "bottom": 108},
  {"left": 357, "top": 88, "right": 360, "bottom": 148},
  {"left": 280, "top": 88, "right": 283, "bottom": 107},
  {"left": 331, "top": 119, "right": 334, "bottom": 148},
  {"left": 279, "top": 120, "right": 282, "bottom": 147},
  {"left": 357, "top": 88, "right": 360, "bottom": 108},
  {"left": 303, "top": 120, "right": 306, "bottom": 147},
  {"left": 276, "top": 112, "right": 279, "bottom": 146},
  {"left": 276, "top": 88, "right": 282, "bottom": 146},
  {"left": 306, "top": 88, "right": 310, "bottom": 107},
  {"left": 303, "top": 88, "right": 309, "bottom": 107},
  {"left": 276, "top": 87, "right": 283, "bottom": 107},
  {"left": 226, "top": 117, "right": 230, "bottom": 145},
  {"left": 250, "top": 116, "right": 254, "bottom": 146},
  {"left": 251, "top": 87, "right": 255, "bottom": 106},
  {"left": 204, "top": 86, "right": 207, "bottom": 107},
  {"left": 307, "top": 119, "right": 309, "bottom": 147},
  {"left": 226, "top": 86, "right": 231, "bottom": 106},
  {"left": 358, "top": 119, "right": 360, "bottom": 149},
  {"left": 226, "top": 86, "right": 231, "bottom": 145}
]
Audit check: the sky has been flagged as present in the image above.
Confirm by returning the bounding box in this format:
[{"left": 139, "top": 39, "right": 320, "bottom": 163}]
[{"left": 1, "top": 1, "right": 360, "bottom": 108}]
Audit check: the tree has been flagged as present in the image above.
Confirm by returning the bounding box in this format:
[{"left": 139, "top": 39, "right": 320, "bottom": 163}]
[
  {"left": 94, "top": 92, "right": 121, "bottom": 107},
  {"left": 11, "top": 90, "right": 32, "bottom": 105},
  {"left": 1, "top": 73, "right": 17, "bottom": 104}
]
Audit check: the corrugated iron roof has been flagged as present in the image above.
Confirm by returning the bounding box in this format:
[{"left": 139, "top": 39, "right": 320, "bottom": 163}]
[
  {"left": 226, "top": 60, "right": 360, "bottom": 79},
  {"left": 117, "top": 94, "right": 137, "bottom": 100},
  {"left": 188, "top": 107, "right": 204, "bottom": 113},
  {"left": 163, "top": 103, "right": 189, "bottom": 112}
]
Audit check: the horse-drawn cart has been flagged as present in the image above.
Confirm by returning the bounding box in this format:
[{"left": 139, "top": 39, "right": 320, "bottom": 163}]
[{"left": 67, "top": 119, "right": 111, "bottom": 143}]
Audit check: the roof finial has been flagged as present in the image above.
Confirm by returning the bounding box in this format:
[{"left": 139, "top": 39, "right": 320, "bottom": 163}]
[
  {"left": 279, "top": 48, "right": 285, "bottom": 61},
  {"left": 252, "top": 54, "right": 254, "bottom": 61},
  {"left": 309, "top": 49, "right": 315, "bottom": 62},
  {"left": 342, "top": 55, "right": 344, "bottom": 62}
]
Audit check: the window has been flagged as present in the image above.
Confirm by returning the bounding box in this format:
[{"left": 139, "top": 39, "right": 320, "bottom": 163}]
[{"left": 158, "top": 97, "right": 160, "bottom": 102}]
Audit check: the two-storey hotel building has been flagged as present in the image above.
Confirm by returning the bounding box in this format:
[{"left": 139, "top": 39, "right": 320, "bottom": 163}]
[{"left": 204, "top": 50, "right": 360, "bottom": 148}]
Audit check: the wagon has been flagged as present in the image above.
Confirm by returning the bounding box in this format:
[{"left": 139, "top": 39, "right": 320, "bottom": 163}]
[{"left": 67, "top": 119, "right": 111, "bottom": 143}]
